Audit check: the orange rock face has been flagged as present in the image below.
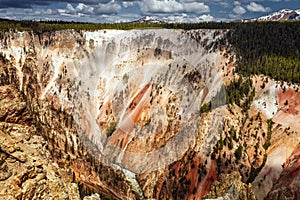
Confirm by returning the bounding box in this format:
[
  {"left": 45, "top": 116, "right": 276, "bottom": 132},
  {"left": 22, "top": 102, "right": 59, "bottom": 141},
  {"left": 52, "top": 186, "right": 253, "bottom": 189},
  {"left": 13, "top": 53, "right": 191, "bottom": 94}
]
[{"left": 267, "top": 144, "right": 300, "bottom": 199}]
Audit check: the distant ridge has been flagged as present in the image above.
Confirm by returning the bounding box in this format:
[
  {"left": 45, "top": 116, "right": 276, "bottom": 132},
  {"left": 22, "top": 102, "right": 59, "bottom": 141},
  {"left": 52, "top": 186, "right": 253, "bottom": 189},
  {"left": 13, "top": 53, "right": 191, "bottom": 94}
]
[
  {"left": 133, "top": 16, "right": 169, "bottom": 23},
  {"left": 249, "top": 8, "right": 300, "bottom": 21}
]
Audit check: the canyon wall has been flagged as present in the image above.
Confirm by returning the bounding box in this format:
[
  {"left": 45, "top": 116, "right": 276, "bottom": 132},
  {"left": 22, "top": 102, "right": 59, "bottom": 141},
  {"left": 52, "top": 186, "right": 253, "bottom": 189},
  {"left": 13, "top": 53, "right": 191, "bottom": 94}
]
[{"left": 0, "top": 29, "right": 300, "bottom": 199}]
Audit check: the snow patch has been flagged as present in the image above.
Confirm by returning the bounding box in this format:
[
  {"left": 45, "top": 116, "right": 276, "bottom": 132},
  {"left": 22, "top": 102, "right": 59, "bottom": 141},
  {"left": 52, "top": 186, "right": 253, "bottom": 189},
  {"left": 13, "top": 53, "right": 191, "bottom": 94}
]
[{"left": 253, "top": 84, "right": 278, "bottom": 118}]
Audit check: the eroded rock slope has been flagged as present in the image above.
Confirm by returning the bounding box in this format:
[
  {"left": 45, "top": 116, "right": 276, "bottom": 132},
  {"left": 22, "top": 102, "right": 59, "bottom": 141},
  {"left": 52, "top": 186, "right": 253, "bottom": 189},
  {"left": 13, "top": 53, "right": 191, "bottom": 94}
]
[{"left": 0, "top": 29, "right": 300, "bottom": 200}]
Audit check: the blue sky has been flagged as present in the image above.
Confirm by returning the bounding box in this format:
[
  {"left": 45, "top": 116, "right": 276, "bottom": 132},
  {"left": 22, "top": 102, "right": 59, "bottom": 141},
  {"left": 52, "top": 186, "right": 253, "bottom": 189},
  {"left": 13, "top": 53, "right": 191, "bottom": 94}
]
[{"left": 0, "top": 0, "right": 299, "bottom": 22}]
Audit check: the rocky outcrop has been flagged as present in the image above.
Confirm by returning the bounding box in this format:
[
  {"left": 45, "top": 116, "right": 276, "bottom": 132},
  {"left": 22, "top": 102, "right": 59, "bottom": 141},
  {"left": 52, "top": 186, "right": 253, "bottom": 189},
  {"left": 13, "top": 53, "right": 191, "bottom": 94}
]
[
  {"left": 0, "top": 84, "right": 80, "bottom": 199},
  {"left": 0, "top": 124, "right": 80, "bottom": 200},
  {"left": 204, "top": 172, "right": 256, "bottom": 200}
]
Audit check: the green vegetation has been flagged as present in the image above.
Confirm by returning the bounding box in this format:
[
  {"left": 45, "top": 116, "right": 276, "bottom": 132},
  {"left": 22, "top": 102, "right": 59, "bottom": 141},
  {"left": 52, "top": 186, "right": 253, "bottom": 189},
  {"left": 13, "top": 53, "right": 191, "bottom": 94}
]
[
  {"left": 122, "top": 73, "right": 129, "bottom": 84},
  {"left": 228, "top": 21, "right": 300, "bottom": 83},
  {"left": 230, "top": 127, "right": 238, "bottom": 142},
  {"left": 218, "top": 138, "right": 224, "bottom": 150},
  {"left": 247, "top": 154, "right": 267, "bottom": 183},
  {"left": 200, "top": 102, "right": 212, "bottom": 113},
  {"left": 228, "top": 135, "right": 233, "bottom": 150},
  {"left": 234, "top": 144, "right": 243, "bottom": 160},
  {"left": 0, "top": 18, "right": 237, "bottom": 33},
  {"left": 263, "top": 119, "right": 273, "bottom": 150},
  {"left": 226, "top": 77, "right": 255, "bottom": 111},
  {"left": 106, "top": 121, "right": 118, "bottom": 137},
  {"left": 0, "top": 19, "right": 162, "bottom": 32}
]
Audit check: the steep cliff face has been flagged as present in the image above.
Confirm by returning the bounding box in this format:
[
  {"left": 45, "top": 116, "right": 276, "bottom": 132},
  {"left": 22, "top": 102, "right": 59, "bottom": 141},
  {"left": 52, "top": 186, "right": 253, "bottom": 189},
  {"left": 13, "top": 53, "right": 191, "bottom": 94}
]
[
  {"left": 0, "top": 84, "right": 79, "bottom": 199},
  {"left": 266, "top": 143, "right": 300, "bottom": 199},
  {"left": 0, "top": 28, "right": 300, "bottom": 200}
]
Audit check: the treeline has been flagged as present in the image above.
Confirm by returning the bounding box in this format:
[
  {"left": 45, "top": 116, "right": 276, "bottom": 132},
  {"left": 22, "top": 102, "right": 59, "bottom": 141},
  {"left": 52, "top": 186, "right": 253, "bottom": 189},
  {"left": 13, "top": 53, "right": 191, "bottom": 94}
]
[
  {"left": 0, "top": 19, "right": 162, "bottom": 32},
  {"left": 227, "top": 21, "right": 300, "bottom": 83},
  {"left": 0, "top": 18, "right": 257, "bottom": 33},
  {"left": 0, "top": 18, "right": 235, "bottom": 33}
]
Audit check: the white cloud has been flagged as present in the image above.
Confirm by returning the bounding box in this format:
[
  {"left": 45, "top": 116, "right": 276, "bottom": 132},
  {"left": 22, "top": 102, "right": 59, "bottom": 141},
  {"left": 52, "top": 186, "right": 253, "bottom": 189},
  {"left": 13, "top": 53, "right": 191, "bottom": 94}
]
[
  {"left": 66, "top": 3, "right": 93, "bottom": 15},
  {"left": 234, "top": 1, "right": 241, "bottom": 6},
  {"left": 45, "top": 9, "right": 55, "bottom": 15},
  {"left": 94, "top": 2, "right": 121, "bottom": 14},
  {"left": 179, "top": 0, "right": 195, "bottom": 3},
  {"left": 65, "top": 2, "right": 121, "bottom": 15},
  {"left": 66, "top": 3, "right": 75, "bottom": 14},
  {"left": 246, "top": 2, "right": 271, "bottom": 12},
  {"left": 34, "top": 8, "right": 58, "bottom": 16},
  {"left": 218, "top": 2, "right": 230, "bottom": 8},
  {"left": 24, "top": 9, "right": 33, "bottom": 14},
  {"left": 122, "top": 1, "right": 137, "bottom": 8},
  {"left": 183, "top": 2, "right": 210, "bottom": 14},
  {"left": 76, "top": 3, "right": 94, "bottom": 14},
  {"left": 228, "top": 13, "right": 239, "bottom": 19},
  {"left": 161, "top": 13, "right": 213, "bottom": 23},
  {"left": 162, "top": 14, "right": 189, "bottom": 23},
  {"left": 197, "top": 14, "right": 214, "bottom": 21},
  {"left": 140, "top": 0, "right": 183, "bottom": 14},
  {"left": 139, "top": 0, "right": 209, "bottom": 14},
  {"left": 233, "top": 5, "right": 246, "bottom": 15}
]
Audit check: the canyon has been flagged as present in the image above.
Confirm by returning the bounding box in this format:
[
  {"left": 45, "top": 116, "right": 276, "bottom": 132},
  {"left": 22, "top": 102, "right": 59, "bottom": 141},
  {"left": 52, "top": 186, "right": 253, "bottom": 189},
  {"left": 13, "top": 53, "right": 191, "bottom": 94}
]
[{"left": 0, "top": 28, "right": 300, "bottom": 199}]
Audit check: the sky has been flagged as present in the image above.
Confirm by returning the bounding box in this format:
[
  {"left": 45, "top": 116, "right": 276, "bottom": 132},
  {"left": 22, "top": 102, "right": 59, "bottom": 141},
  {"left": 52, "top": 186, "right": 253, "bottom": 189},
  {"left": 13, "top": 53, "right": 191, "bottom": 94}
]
[{"left": 0, "top": 0, "right": 299, "bottom": 23}]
